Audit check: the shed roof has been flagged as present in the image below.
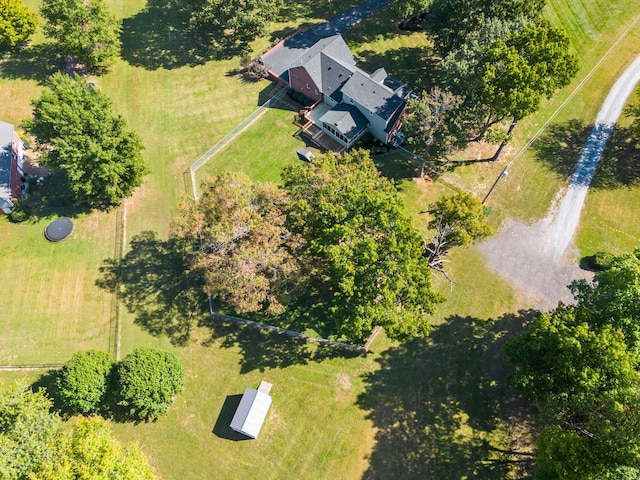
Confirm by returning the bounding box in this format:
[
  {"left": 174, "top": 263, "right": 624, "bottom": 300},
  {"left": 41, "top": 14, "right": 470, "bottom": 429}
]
[{"left": 229, "top": 386, "right": 273, "bottom": 439}]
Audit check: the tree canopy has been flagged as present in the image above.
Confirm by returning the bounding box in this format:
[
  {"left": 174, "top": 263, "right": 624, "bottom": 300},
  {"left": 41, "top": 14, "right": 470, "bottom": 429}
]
[
  {"left": 479, "top": 23, "right": 578, "bottom": 125},
  {"left": 428, "top": 191, "right": 493, "bottom": 247},
  {"left": 504, "top": 251, "right": 640, "bottom": 478},
  {"left": 25, "top": 73, "right": 147, "bottom": 207},
  {"left": 0, "top": 383, "right": 157, "bottom": 479},
  {"left": 282, "top": 150, "right": 442, "bottom": 342},
  {"left": 186, "top": 0, "right": 282, "bottom": 50},
  {"left": 403, "top": 87, "right": 464, "bottom": 168},
  {"left": 437, "top": 20, "right": 578, "bottom": 160},
  {"left": 57, "top": 350, "right": 114, "bottom": 414},
  {"left": 426, "top": 0, "right": 545, "bottom": 54},
  {"left": 116, "top": 347, "right": 184, "bottom": 421},
  {"left": 0, "top": 383, "right": 60, "bottom": 479},
  {"left": 40, "top": 0, "right": 121, "bottom": 72},
  {"left": 0, "top": 0, "right": 38, "bottom": 47},
  {"left": 171, "top": 172, "right": 304, "bottom": 316}
]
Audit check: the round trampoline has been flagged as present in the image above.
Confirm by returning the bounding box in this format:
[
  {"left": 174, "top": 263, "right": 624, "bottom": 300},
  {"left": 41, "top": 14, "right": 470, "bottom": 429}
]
[{"left": 44, "top": 217, "right": 74, "bottom": 242}]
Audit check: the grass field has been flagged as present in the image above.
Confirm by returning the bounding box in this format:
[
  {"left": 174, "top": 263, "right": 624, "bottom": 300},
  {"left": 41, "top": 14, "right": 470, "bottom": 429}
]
[
  {"left": 2, "top": 0, "right": 640, "bottom": 478},
  {"left": 194, "top": 102, "right": 304, "bottom": 188},
  {"left": 0, "top": 212, "right": 115, "bottom": 364},
  {"left": 448, "top": 0, "right": 640, "bottom": 224}
]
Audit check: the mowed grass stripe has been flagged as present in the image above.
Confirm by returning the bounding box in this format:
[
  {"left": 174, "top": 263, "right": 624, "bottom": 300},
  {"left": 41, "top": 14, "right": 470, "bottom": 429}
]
[
  {"left": 0, "top": 215, "right": 114, "bottom": 364},
  {"left": 545, "top": 0, "right": 610, "bottom": 54}
]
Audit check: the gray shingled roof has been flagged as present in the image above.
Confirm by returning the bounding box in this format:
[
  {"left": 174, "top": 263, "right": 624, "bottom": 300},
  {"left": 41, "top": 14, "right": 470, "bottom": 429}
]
[
  {"left": 320, "top": 104, "right": 369, "bottom": 141},
  {"left": 320, "top": 54, "right": 357, "bottom": 97},
  {"left": 341, "top": 71, "right": 405, "bottom": 122},
  {"left": 259, "top": 0, "right": 394, "bottom": 78},
  {"left": 0, "top": 121, "right": 14, "bottom": 202},
  {"left": 262, "top": 34, "right": 355, "bottom": 82}
]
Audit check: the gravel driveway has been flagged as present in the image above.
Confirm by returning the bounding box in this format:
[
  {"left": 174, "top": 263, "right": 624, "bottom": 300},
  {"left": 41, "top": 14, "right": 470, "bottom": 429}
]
[{"left": 479, "top": 55, "right": 640, "bottom": 311}]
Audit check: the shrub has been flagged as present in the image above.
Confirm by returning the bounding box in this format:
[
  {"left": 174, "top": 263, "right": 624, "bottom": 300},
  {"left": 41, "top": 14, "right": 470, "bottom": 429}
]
[
  {"left": 582, "top": 251, "right": 614, "bottom": 271},
  {"left": 8, "top": 199, "right": 32, "bottom": 222},
  {"left": 116, "top": 347, "right": 184, "bottom": 421},
  {"left": 57, "top": 350, "right": 115, "bottom": 413}
]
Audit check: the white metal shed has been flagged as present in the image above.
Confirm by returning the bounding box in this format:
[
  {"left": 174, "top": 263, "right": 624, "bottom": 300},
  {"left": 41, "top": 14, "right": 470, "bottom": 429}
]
[{"left": 229, "top": 381, "right": 273, "bottom": 439}]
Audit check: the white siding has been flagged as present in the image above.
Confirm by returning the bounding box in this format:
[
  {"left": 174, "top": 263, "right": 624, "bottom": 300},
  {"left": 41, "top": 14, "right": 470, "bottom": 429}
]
[{"left": 230, "top": 387, "right": 273, "bottom": 439}]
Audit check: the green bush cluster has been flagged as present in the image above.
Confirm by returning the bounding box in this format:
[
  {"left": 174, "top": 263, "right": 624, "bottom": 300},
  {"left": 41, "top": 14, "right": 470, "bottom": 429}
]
[
  {"left": 288, "top": 89, "right": 315, "bottom": 106},
  {"left": 57, "top": 348, "right": 184, "bottom": 421},
  {"left": 8, "top": 200, "right": 32, "bottom": 223}
]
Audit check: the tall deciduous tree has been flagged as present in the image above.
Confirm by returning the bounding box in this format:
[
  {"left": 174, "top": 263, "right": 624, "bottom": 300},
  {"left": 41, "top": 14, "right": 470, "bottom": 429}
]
[
  {"left": 40, "top": 0, "right": 121, "bottom": 72},
  {"left": 0, "top": 0, "right": 38, "bottom": 47},
  {"left": 504, "top": 251, "right": 640, "bottom": 479},
  {"left": 425, "top": 0, "right": 545, "bottom": 54},
  {"left": 57, "top": 350, "right": 114, "bottom": 414},
  {"left": 172, "top": 172, "right": 304, "bottom": 316},
  {"left": 403, "top": 87, "right": 464, "bottom": 173},
  {"left": 424, "top": 191, "right": 492, "bottom": 279},
  {"left": 25, "top": 73, "right": 147, "bottom": 207},
  {"left": 282, "top": 149, "right": 442, "bottom": 342},
  {"left": 478, "top": 22, "right": 578, "bottom": 160},
  {"left": 0, "top": 383, "right": 157, "bottom": 479},
  {"left": 116, "top": 347, "right": 184, "bottom": 421},
  {"left": 427, "top": 191, "right": 493, "bottom": 247},
  {"left": 187, "top": 0, "right": 282, "bottom": 50},
  {"left": 40, "top": 417, "right": 157, "bottom": 479},
  {"left": 0, "top": 383, "right": 61, "bottom": 479}
]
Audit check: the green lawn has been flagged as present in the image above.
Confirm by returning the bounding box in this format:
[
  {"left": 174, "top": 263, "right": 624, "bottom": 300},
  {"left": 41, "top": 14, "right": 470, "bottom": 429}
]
[
  {"left": 109, "top": 331, "right": 379, "bottom": 480},
  {"left": 2, "top": 0, "right": 640, "bottom": 477},
  {"left": 194, "top": 104, "right": 307, "bottom": 188},
  {"left": 0, "top": 213, "right": 115, "bottom": 364},
  {"left": 441, "top": 0, "right": 640, "bottom": 224}
]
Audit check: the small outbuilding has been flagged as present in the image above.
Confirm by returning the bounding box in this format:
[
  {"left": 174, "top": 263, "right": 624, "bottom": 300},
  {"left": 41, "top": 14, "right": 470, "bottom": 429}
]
[
  {"left": 229, "top": 381, "right": 273, "bottom": 439},
  {"left": 296, "top": 147, "right": 315, "bottom": 162}
]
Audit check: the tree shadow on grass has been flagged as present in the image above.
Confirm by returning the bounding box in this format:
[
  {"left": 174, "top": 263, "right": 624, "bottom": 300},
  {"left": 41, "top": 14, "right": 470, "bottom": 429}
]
[
  {"left": 278, "top": 0, "right": 355, "bottom": 24},
  {"left": 96, "top": 231, "right": 208, "bottom": 346},
  {"left": 592, "top": 125, "right": 640, "bottom": 189},
  {"left": 21, "top": 171, "right": 94, "bottom": 221},
  {"left": 373, "top": 151, "right": 420, "bottom": 182},
  {"left": 120, "top": 0, "right": 245, "bottom": 70},
  {"left": 532, "top": 119, "right": 595, "bottom": 181},
  {"left": 357, "top": 311, "right": 538, "bottom": 480},
  {"left": 202, "top": 313, "right": 361, "bottom": 374},
  {"left": 354, "top": 46, "right": 438, "bottom": 94},
  {"left": 0, "top": 43, "right": 65, "bottom": 82},
  {"left": 30, "top": 369, "right": 70, "bottom": 416},
  {"left": 342, "top": 5, "right": 404, "bottom": 44},
  {"left": 532, "top": 119, "right": 640, "bottom": 189},
  {"left": 96, "top": 231, "right": 353, "bottom": 372}
]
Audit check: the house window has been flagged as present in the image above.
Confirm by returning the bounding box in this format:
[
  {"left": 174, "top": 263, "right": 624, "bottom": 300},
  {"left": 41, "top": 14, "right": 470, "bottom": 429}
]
[
  {"left": 315, "top": 89, "right": 319, "bottom": 95},
  {"left": 306, "top": 83, "right": 310, "bottom": 89}
]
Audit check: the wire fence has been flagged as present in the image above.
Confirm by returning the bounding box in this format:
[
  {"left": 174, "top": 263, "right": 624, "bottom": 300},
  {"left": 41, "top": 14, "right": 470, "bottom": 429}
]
[
  {"left": 210, "top": 311, "right": 378, "bottom": 355},
  {"left": 0, "top": 364, "right": 63, "bottom": 371},
  {"left": 187, "top": 85, "right": 288, "bottom": 200}
]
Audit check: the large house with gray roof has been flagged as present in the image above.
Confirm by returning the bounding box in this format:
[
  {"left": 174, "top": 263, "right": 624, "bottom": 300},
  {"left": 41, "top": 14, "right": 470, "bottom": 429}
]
[
  {"left": 0, "top": 121, "right": 25, "bottom": 214},
  {"left": 262, "top": 34, "right": 411, "bottom": 149}
]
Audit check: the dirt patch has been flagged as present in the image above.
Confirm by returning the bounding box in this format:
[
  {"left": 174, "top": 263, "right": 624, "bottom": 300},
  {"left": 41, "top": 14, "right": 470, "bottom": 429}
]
[
  {"left": 335, "top": 372, "right": 352, "bottom": 391},
  {"left": 478, "top": 212, "right": 593, "bottom": 312}
]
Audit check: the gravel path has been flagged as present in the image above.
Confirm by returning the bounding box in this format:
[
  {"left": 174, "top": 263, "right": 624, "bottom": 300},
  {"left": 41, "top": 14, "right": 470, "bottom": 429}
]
[{"left": 480, "top": 55, "right": 640, "bottom": 311}]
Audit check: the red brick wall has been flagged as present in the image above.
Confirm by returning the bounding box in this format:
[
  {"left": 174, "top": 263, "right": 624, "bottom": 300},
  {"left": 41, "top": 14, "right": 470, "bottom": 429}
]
[{"left": 289, "top": 66, "right": 322, "bottom": 102}]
